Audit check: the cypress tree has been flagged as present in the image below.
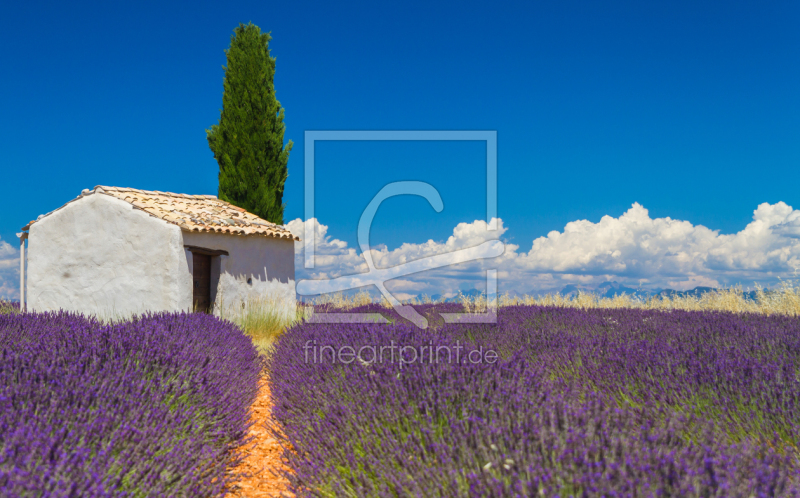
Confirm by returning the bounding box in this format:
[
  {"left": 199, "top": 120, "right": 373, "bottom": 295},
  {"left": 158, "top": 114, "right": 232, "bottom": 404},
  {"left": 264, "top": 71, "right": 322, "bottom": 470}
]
[{"left": 207, "top": 23, "right": 292, "bottom": 224}]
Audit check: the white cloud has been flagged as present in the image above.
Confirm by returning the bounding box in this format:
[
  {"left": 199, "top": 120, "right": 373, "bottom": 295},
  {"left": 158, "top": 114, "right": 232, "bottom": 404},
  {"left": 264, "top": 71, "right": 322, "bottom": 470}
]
[
  {"left": 286, "top": 218, "right": 365, "bottom": 277},
  {"left": 513, "top": 202, "right": 800, "bottom": 286},
  {"left": 287, "top": 217, "right": 509, "bottom": 297},
  {"left": 288, "top": 201, "right": 800, "bottom": 296},
  {"left": 0, "top": 237, "right": 19, "bottom": 300}
]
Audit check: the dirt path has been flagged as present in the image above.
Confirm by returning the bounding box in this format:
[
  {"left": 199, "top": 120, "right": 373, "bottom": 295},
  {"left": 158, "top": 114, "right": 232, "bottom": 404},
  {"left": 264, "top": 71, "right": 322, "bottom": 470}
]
[{"left": 228, "top": 376, "right": 293, "bottom": 497}]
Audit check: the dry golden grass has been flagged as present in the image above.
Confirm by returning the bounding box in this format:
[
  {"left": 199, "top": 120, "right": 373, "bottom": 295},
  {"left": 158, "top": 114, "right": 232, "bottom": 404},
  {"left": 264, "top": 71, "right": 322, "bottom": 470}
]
[
  {"left": 452, "top": 280, "right": 800, "bottom": 316},
  {"left": 215, "top": 295, "right": 311, "bottom": 354},
  {"left": 0, "top": 300, "right": 20, "bottom": 315},
  {"left": 310, "top": 289, "right": 382, "bottom": 309},
  {"left": 216, "top": 281, "right": 800, "bottom": 353},
  {"left": 309, "top": 281, "right": 800, "bottom": 317}
]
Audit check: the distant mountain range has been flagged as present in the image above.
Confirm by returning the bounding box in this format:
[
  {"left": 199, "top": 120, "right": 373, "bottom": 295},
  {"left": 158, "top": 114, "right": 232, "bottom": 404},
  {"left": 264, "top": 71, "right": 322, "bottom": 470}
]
[
  {"left": 557, "top": 281, "right": 661, "bottom": 300},
  {"left": 410, "top": 281, "right": 764, "bottom": 303},
  {"left": 555, "top": 281, "right": 762, "bottom": 301}
]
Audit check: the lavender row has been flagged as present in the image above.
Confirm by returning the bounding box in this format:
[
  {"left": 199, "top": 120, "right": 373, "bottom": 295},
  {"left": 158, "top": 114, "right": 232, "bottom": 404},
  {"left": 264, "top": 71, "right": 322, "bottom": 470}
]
[
  {"left": 269, "top": 304, "right": 800, "bottom": 497},
  {"left": 0, "top": 311, "right": 262, "bottom": 497}
]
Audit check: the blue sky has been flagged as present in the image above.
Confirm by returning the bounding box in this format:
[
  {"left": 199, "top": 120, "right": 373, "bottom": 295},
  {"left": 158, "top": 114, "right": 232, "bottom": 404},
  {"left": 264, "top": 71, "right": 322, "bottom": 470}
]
[{"left": 1, "top": 0, "right": 799, "bottom": 299}]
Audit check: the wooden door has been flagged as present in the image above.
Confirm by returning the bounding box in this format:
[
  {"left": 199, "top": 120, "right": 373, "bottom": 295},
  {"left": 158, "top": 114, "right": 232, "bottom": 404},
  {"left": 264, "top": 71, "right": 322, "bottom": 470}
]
[{"left": 192, "top": 253, "right": 211, "bottom": 312}]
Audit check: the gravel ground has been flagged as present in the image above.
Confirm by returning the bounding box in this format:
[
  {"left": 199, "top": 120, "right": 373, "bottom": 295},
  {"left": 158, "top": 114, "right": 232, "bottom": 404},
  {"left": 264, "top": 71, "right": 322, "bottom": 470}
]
[{"left": 228, "top": 376, "right": 292, "bottom": 497}]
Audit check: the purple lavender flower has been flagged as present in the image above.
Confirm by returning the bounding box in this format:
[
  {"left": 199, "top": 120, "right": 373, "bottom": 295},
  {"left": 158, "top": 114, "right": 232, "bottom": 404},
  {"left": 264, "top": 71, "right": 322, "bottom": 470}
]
[
  {"left": 270, "top": 304, "right": 800, "bottom": 497},
  {"left": 0, "top": 311, "right": 262, "bottom": 497}
]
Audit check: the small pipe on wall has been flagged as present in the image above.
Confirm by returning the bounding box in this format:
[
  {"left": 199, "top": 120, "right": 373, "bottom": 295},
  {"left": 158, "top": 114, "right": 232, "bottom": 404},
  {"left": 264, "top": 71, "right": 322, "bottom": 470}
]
[{"left": 18, "top": 232, "right": 27, "bottom": 311}]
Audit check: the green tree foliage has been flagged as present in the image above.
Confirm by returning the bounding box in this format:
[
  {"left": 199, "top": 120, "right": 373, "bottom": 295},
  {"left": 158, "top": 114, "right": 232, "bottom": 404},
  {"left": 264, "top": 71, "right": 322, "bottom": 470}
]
[{"left": 207, "top": 23, "right": 292, "bottom": 224}]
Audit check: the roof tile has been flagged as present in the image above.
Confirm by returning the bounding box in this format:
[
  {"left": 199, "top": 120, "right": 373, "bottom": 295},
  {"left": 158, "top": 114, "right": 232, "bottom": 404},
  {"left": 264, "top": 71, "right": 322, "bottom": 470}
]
[{"left": 22, "top": 186, "right": 300, "bottom": 240}]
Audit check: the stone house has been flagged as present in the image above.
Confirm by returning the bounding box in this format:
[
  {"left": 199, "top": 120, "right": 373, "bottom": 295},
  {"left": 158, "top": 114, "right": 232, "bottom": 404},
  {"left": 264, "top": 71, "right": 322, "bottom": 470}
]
[{"left": 18, "top": 186, "right": 298, "bottom": 317}]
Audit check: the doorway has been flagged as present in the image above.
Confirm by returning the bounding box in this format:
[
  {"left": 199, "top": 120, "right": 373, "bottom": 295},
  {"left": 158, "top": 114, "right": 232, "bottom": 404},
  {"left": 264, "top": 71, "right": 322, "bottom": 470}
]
[{"left": 192, "top": 253, "right": 212, "bottom": 312}]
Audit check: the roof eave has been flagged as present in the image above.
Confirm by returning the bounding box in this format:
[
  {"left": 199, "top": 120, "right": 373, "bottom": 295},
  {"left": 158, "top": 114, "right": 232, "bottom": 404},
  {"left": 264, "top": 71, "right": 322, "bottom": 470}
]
[{"left": 179, "top": 226, "right": 300, "bottom": 241}]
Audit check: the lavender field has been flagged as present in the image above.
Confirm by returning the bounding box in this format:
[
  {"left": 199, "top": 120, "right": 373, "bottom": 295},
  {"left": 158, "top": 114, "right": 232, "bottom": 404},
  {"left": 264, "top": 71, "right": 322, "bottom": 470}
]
[
  {"left": 271, "top": 304, "right": 800, "bottom": 496},
  {"left": 0, "top": 311, "right": 262, "bottom": 497}
]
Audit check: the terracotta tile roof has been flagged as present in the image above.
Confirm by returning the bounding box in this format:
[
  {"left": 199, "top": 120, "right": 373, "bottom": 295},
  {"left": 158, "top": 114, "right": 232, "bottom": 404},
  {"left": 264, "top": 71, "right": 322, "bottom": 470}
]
[{"left": 22, "top": 186, "right": 299, "bottom": 240}]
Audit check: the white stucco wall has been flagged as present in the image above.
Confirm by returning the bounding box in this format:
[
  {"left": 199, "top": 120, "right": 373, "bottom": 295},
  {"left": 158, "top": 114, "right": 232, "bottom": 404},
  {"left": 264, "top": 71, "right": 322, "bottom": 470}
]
[
  {"left": 27, "top": 192, "right": 187, "bottom": 317},
  {"left": 181, "top": 231, "right": 296, "bottom": 319}
]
